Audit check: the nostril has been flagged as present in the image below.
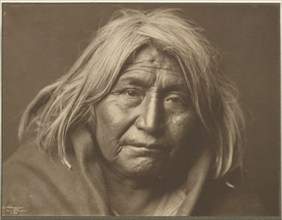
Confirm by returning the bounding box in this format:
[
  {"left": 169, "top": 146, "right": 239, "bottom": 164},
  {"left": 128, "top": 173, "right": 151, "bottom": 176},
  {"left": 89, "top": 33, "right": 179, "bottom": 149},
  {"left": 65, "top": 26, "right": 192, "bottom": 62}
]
[
  {"left": 135, "top": 93, "right": 164, "bottom": 134},
  {"left": 135, "top": 115, "right": 163, "bottom": 136}
]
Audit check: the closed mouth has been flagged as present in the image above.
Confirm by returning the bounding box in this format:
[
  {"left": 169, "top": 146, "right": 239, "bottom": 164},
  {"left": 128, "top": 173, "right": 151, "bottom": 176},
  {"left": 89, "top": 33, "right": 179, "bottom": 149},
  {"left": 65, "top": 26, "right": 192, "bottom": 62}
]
[{"left": 122, "top": 145, "right": 163, "bottom": 157}]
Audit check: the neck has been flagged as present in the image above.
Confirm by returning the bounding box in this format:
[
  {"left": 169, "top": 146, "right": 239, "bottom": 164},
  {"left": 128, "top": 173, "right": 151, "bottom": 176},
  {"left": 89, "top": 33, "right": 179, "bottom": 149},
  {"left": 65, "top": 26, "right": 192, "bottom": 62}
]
[
  {"left": 96, "top": 146, "right": 199, "bottom": 215},
  {"left": 99, "top": 161, "right": 163, "bottom": 215}
]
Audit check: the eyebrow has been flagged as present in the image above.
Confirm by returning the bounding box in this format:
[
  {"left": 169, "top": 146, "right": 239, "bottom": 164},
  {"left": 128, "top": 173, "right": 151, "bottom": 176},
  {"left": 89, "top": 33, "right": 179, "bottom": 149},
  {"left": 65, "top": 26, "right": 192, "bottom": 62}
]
[
  {"left": 115, "top": 75, "right": 151, "bottom": 88},
  {"left": 161, "top": 84, "right": 189, "bottom": 93},
  {"left": 116, "top": 74, "right": 189, "bottom": 94},
  {"left": 125, "top": 61, "right": 180, "bottom": 72}
]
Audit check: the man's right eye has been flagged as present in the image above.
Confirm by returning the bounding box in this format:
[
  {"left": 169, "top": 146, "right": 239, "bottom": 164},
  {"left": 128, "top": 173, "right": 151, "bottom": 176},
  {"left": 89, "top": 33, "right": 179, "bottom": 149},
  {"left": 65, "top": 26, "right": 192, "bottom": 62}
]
[{"left": 123, "top": 89, "right": 144, "bottom": 98}]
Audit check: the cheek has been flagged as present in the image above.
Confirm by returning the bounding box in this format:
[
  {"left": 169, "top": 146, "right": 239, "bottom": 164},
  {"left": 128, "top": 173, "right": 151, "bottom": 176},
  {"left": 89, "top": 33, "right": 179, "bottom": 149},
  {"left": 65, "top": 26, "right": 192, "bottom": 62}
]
[
  {"left": 94, "top": 100, "right": 134, "bottom": 158},
  {"left": 96, "top": 100, "right": 127, "bottom": 135},
  {"left": 167, "top": 110, "right": 198, "bottom": 144}
]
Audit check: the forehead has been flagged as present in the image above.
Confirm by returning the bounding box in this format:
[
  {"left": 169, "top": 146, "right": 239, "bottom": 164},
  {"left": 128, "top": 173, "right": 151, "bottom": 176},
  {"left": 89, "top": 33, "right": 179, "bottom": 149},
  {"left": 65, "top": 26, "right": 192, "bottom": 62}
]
[
  {"left": 117, "top": 47, "right": 186, "bottom": 88},
  {"left": 129, "top": 46, "right": 180, "bottom": 70}
]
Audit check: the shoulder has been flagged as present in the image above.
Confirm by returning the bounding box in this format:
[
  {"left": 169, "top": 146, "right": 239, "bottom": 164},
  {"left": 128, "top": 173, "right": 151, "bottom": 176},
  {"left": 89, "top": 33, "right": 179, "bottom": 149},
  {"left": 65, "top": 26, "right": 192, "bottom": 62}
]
[
  {"left": 3, "top": 142, "right": 78, "bottom": 215},
  {"left": 3, "top": 140, "right": 109, "bottom": 216},
  {"left": 193, "top": 170, "right": 268, "bottom": 216}
]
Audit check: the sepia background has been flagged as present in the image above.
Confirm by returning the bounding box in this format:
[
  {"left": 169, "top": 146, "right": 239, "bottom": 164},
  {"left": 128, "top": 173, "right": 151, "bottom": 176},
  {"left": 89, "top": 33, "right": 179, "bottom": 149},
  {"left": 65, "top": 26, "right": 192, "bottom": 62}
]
[{"left": 2, "top": 3, "right": 280, "bottom": 215}]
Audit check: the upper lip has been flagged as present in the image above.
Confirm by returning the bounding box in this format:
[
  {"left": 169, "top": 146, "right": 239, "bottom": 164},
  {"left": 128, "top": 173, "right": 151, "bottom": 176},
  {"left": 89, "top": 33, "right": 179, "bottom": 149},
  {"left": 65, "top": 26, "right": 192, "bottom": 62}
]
[{"left": 122, "top": 142, "right": 167, "bottom": 150}]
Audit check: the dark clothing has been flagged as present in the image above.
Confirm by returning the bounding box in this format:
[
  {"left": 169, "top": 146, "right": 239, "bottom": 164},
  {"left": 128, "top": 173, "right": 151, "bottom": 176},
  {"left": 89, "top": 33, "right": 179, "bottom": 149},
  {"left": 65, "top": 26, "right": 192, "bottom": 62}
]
[
  {"left": 193, "top": 171, "right": 267, "bottom": 216},
  {"left": 3, "top": 138, "right": 267, "bottom": 216}
]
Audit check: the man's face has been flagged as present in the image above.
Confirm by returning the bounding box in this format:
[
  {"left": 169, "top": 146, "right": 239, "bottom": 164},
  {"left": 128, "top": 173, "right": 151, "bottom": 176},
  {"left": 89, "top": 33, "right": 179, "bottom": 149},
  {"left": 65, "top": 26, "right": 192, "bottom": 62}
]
[{"left": 94, "top": 47, "right": 199, "bottom": 179}]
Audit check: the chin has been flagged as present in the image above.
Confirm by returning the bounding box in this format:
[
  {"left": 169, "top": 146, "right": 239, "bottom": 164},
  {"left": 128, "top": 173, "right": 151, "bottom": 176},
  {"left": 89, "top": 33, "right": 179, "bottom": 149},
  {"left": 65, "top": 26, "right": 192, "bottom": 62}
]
[{"left": 121, "top": 157, "right": 167, "bottom": 179}]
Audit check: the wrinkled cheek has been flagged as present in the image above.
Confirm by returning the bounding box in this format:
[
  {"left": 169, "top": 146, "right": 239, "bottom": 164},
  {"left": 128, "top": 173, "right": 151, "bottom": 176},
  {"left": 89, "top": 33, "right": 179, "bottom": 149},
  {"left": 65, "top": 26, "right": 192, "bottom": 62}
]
[{"left": 94, "top": 103, "right": 132, "bottom": 160}]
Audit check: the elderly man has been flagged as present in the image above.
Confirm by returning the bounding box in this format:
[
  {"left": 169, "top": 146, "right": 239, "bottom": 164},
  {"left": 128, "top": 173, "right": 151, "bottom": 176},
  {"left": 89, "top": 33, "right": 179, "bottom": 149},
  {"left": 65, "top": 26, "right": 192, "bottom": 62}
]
[{"left": 3, "top": 9, "right": 266, "bottom": 216}]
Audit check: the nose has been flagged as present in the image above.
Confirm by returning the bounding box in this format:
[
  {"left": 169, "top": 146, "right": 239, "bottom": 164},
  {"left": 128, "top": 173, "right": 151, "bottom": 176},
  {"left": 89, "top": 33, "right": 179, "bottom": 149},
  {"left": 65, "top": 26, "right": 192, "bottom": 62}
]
[{"left": 135, "top": 93, "right": 163, "bottom": 134}]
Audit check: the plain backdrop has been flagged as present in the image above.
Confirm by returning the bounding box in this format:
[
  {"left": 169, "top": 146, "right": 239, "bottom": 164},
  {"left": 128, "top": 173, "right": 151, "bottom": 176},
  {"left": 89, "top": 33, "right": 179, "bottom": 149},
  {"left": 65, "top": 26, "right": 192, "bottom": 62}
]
[{"left": 2, "top": 3, "right": 280, "bottom": 215}]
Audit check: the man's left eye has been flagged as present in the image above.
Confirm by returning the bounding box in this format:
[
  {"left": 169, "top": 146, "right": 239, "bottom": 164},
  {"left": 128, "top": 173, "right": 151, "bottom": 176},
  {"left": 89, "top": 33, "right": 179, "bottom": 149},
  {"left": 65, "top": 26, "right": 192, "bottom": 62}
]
[{"left": 164, "top": 94, "right": 185, "bottom": 104}]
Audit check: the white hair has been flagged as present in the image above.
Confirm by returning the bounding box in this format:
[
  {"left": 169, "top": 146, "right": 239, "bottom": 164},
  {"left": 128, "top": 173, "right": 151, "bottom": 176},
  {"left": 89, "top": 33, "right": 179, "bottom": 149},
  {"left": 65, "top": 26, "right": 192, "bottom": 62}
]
[{"left": 19, "top": 9, "right": 245, "bottom": 178}]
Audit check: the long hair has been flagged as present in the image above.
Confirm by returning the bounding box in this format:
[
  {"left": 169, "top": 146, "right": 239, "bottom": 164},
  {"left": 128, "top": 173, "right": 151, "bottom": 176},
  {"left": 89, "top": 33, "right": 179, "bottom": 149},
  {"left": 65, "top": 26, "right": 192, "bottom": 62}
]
[{"left": 18, "top": 9, "right": 244, "bottom": 178}]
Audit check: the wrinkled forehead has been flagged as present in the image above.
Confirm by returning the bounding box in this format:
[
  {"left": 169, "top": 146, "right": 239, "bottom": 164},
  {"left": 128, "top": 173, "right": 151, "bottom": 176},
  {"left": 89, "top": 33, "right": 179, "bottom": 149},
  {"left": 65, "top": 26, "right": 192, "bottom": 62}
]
[{"left": 125, "top": 46, "right": 181, "bottom": 73}]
